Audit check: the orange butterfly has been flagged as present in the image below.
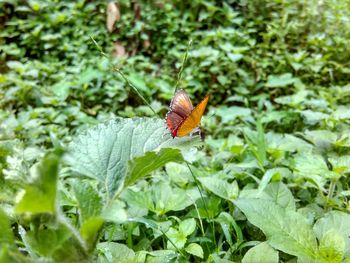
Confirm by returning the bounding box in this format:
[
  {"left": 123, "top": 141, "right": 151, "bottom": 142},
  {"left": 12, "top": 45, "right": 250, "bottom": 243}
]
[{"left": 166, "top": 90, "right": 209, "bottom": 138}]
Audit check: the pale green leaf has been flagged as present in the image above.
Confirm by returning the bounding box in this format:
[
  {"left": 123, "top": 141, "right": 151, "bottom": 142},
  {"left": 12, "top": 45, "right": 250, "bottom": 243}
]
[
  {"left": 97, "top": 242, "right": 135, "bottom": 263},
  {"left": 317, "top": 230, "right": 344, "bottom": 263},
  {"left": 80, "top": 216, "right": 104, "bottom": 252},
  {"left": 242, "top": 242, "right": 278, "bottom": 263},
  {"left": 179, "top": 218, "right": 196, "bottom": 237},
  {"left": 0, "top": 208, "right": 14, "bottom": 245},
  {"left": 66, "top": 118, "right": 200, "bottom": 198},
  {"left": 198, "top": 176, "right": 239, "bottom": 201},
  {"left": 264, "top": 182, "right": 295, "bottom": 210},
  {"left": 266, "top": 73, "right": 296, "bottom": 88},
  {"left": 15, "top": 151, "right": 60, "bottom": 214},
  {"left": 313, "top": 211, "right": 350, "bottom": 255},
  {"left": 185, "top": 243, "right": 204, "bottom": 258},
  {"left": 101, "top": 199, "right": 127, "bottom": 224},
  {"left": 235, "top": 198, "right": 318, "bottom": 261},
  {"left": 293, "top": 153, "right": 335, "bottom": 188},
  {"left": 73, "top": 180, "right": 102, "bottom": 224},
  {"left": 125, "top": 148, "right": 184, "bottom": 187},
  {"left": 166, "top": 227, "right": 187, "bottom": 249}
]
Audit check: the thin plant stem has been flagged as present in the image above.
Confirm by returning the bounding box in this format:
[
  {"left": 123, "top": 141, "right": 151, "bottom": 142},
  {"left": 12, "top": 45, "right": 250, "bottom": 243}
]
[
  {"left": 174, "top": 39, "right": 192, "bottom": 94},
  {"left": 326, "top": 179, "right": 336, "bottom": 211},
  {"left": 186, "top": 162, "right": 217, "bottom": 247},
  {"left": 89, "top": 35, "right": 159, "bottom": 117}
]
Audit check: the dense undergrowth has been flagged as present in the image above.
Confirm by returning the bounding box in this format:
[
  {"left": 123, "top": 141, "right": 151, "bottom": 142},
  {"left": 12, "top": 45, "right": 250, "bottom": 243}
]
[{"left": 1, "top": 0, "right": 350, "bottom": 262}]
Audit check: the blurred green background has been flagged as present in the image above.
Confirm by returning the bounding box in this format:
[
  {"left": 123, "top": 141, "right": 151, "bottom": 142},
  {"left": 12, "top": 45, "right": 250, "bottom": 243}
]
[{"left": 1, "top": 0, "right": 350, "bottom": 262}]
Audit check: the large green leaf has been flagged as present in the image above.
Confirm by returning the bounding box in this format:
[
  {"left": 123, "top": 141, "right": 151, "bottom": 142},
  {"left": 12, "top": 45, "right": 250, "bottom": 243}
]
[
  {"left": 235, "top": 198, "right": 318, "bottom": 261},
  {"left": 242, "top": 242, "right": 279, "bottom": 263},
  {"left": 15, "top": 151, "right": 61, "bottom": 214},
  {"left": 66, "top": 118, "right": 200, "bottom": 198}
]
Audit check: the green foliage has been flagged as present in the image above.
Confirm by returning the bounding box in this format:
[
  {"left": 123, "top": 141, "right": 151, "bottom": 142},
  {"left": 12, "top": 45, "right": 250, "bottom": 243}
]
[{"left": 1, "top": 0, "right": 350, "bottom": 262}]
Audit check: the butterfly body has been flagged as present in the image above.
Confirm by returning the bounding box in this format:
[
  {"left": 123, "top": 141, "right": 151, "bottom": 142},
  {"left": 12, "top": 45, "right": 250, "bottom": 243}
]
[{"left": 166, "top": 90, "right": 209, "bottom": 138}]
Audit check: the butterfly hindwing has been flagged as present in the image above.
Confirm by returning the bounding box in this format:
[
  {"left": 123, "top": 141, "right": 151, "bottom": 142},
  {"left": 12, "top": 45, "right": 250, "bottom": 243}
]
[{"left": 166, "top": 111, "right": 185, "bottom": 137}]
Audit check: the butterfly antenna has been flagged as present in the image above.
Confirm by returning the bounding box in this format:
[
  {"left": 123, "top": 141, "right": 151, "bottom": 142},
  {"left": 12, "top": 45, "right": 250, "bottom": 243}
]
[
  {"left": 90, "top": 35, "right": 159, "bottom": 118},
  {"left": 174, "top": 38, "right": 192, "bottom": 94}
]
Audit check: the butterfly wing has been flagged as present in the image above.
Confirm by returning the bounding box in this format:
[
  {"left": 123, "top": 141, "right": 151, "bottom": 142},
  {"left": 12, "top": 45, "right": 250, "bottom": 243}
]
[
  {"left": 166, "top": 111, "right": 185, "bottom": 137},
  {"left": 170, "top": 90, "right": 193, "bottom": 118},
  {"left": 176, "top": 94, "right": 209, "bottom": 137}
]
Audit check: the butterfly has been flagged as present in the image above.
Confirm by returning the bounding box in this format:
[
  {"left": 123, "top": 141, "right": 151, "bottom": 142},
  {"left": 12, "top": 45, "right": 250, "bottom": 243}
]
[{"left": 166, "top": 89, "right": 209, "bottom": 138}]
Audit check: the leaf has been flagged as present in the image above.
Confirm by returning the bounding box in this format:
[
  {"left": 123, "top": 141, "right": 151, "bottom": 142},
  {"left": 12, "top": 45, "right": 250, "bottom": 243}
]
[
  {"left": 66, "top": 118, "right": 200, "bottom": 198},
  {"left": 165, "top": 162, "right": 192, "bottom": 186},
  {"left": 73, "top": 180, "right": 103, "bottom": 224},
  {"left": 266, "top": 73, "right": 296, "bottom": 88},
  {"left": 235, "top": 198, "right": 318, "bottom": 261},
  {"left": 97, "top": 242, "right": 135, "bottom": 263},
  {"left": 317, "top": 230, "right": 344, "bottom": 263},
  {"left": 215, "top": 212, "right": 243, "bottom": 248},
  {"left": 0, "top": 208, "right": 14, "bottom": 245},
  {"left": 258, "top": 168, "right": 291, "bottom": 194},
  {"left": 185, "top": 243, "right": 204, "bottom": 258},
  {"left": 242, "top": 242, "right": 279, "bottom": 263},
  {"left": 179, "top": 218, "right": 196, "bottom": 237},
  {"left": 264, "top": 182, "right": 295, "bottom": 210},
  {"left": 15, "top": 151, "right": 61, "bottom": 214},
  {"left": 125, "top": 148, "right": 184, "bottom": 187},
  {"left": 166, "top": 227, "right": 187, "bottom": 250},
  {"left": 313, "top": 211, "right": 350, "bottom": 255},
  {"left": 293, "top": 153, "right": 336, "bottom": 188},
  {"left": 198, "top": 176, "right": 239, "bottom": 201},
  {"left": 215, "top": 106, "right": 251, "bottom": 124},
  {"left": 80, "top": 217, "right": 104, "bottom": 252},
  {"left": 101, "top": 199, "right": 127, "bottom": 224},
  {"left": 22, "top": 225, "right": 77, "bottom": 258},
  {"left": 122, "top": 181, "right": 199, "bottom": 215},
  {"left": 106, "top": 2, "right": 120, "bottom": 33}
]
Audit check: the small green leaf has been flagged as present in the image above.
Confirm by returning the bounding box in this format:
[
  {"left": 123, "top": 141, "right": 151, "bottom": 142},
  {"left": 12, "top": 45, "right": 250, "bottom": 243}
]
[
  {"left": 125, "top": 148, "right": 184, "bottom": 187},
  {"left": 266, "top": 73, "right": 296, "bottom": 88},
  {"left": 73, "top": 180, "right": 103, "bottom": 224},
  {"left": 15, "top": 151, "right": 61, "bottom": 214},
  {"left": 179, "top": 218, "right": 196, "bottom": 237},
  {"left": 101, "top": 199, "right": 127, "bottom": 224},
  {"left": 166, "top": 227, "right": 187, "bottom": 250},
  {"left": 235, "top": 198, "right": 318, "bottom": 261},
  {"left": 185, "top": 243, "right": 204, "bottom": 258},
  {"left": 242, "top": 242, "right": 279, "bottom": 263},
  {"left": 198, "top": 176, "right": 239, "bottom": 201},
  {"left": 293, "top": 153, "right": 336, "bottom": 188},
  {"left": 97, "top": 242, "right": 135, "bottom": 263},
  {"left": 80, "top": 216, "right": 104, "bottom": 252},
  {"left": 0, "top": 208, "right": 14, "bottom": 245}
]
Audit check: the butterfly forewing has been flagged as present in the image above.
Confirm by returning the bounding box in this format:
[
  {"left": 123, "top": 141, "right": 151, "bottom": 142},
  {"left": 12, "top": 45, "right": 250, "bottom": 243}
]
[
  {"left": 176, "top": 95, "right": 209, "bottom": 137},
  {"left": 170, "top": 90, "right": 193, "bottom": 118}
]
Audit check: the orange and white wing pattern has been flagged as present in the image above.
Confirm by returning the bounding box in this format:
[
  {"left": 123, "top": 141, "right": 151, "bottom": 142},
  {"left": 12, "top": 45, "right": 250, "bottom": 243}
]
[
  {"left": 176, "top": 94, "right": 209, "bottom": 137},
  {"left": 170, "top": 90, "right": 193, "bottom": 118}
]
